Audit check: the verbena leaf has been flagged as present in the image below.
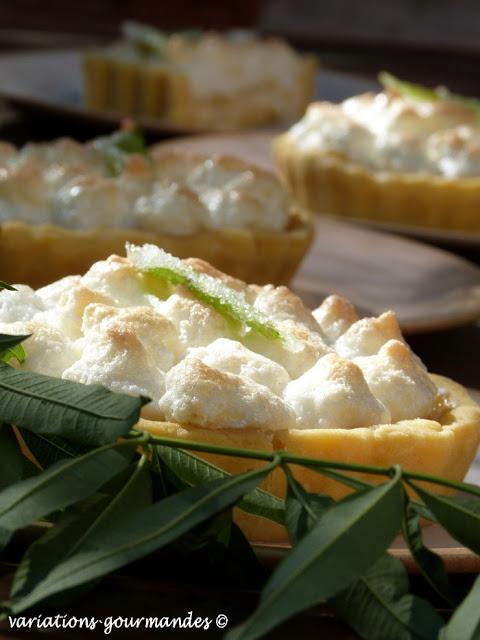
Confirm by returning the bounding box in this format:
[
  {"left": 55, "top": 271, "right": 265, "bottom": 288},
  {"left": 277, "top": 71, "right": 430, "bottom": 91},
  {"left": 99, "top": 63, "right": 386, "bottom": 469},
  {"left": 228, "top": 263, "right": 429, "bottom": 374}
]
[
  {"left": 16, "top": 428, "right": 87, "bottom": 469},
  {"left": 409, "top": 501, "right": 437, "bottom": 524},
  {"left": 379, "top": 71, "right": 480, "bottom": 116},
  {"left": 227, "top": 469, "right": 404, "bottom": 640},
  {"left": 7, "top": 460, "right": 277, "bottom": 612},
  {"left": 0, "top": 443, "right": 135, "bottom": 551},
  {"left": 0, "top": 424, "right": 38, "bottom": 491},
  {"left": 155, "top": 445, "right": 285, "bottom": 525},
  {"left": 127, "top": 243, "right": 281, "bottom": 341},
  {"left": 0, "top": 334, "right": 29, "bottom": 365},
  {"left": 284, "top": 468, "right": 334, "bottom": 544},
  {"left": 0, "top": 363, "right": 149, "bottom": 446},
  {"left": 10, "top": 457, "right": 152, "bottom": 607},
  {"left": 411, "top": 484, "right": 480, "bottom": 554},
  {"left": 331, "top": 554, "right": 444, "bottom": 640},
  {"left": 403, "top": 500, "right": 459, "bottom": 606},
  {"left": 439, "top": 574, "right": 480, "bottom": 640},
  {"left": 173, "top": 509, "right": 233, "bottom": 555}
]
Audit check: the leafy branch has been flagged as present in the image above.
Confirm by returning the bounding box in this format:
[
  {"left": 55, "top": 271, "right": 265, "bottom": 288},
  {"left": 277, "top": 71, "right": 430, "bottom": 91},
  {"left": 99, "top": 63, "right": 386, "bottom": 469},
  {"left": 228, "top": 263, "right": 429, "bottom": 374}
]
[{"left": 0, "top": 366, "right": 478, "bottom": 639}]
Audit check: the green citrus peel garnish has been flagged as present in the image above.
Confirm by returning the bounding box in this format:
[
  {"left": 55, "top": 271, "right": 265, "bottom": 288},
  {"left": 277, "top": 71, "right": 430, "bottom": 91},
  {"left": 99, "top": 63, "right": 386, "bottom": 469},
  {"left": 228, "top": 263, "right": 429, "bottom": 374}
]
[
  {"left": 379, "top": 71, "right": 480, "bottom": 117},
  {"left": 93, "top": 129, "right": 150, "bottom": 177},
  {"left": 122, "top": 21, "right": 168, "bottom": 58},
  {"left": 127, "top": 244, "right": 282, "bottom": 342}
]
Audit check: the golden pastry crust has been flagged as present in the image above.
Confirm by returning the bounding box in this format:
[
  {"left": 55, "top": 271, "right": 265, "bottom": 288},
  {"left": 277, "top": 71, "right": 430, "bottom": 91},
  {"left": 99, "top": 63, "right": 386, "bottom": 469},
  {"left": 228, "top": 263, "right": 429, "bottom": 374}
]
[
  {"left": 0, "top": 207, "right": 312, "bottom": 289},
  {"left": 139, "top": 375, "right": 480, "bottom": 542},
  {"left": 274, "top": 134, "right": 480, "bottom": 231}
]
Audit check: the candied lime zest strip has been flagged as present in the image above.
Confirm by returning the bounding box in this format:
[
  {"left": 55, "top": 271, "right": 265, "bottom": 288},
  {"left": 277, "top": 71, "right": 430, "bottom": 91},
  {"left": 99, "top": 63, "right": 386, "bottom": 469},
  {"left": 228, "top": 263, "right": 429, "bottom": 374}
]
[
  {"left": 379, "top": 71, "right": 480, "bottom": 116},
  {"left": 93, "top": 129, "right": 150, "bottom": 177},
  {"left": 127, "top": 244, "right": 282, "bottom": 342},
  {"left": 122, "top": 20, "right": 168, "bottom": 57}
]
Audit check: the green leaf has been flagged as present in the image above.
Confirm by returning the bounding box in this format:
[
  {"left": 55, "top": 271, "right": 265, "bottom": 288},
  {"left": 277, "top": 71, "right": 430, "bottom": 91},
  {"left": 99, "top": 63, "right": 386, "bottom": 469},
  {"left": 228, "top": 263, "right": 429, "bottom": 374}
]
[
  {"left": 0, "top": 363, "right": 149, "bottom": 446},
  {"left": 16, "top": 428, "right": 86, "bottom": 469},
  {"left": 155, "top": 445, "right": 285, "bottom": 525},
  {"left": 0, "top": 334, "right": 29, "bottom": 365},
  {"left": 403, "top": 500, "right": 459, "bottom": 606},
  {"left": 0, "top": 424, "right": 38, "bottom": 491},
  {"left": 173, "top": 509, "right": 233, "bottom": 554},
  {"left": 331, "top": 554, "right": 444, "bottom": 640},
  {"left": 0, "top": 442, "right": 135, "bottom": 550},
  {"left": 7, "top": 459, "right": 278, "bottom": 613},
  {"left": 410, "top": 483, "right": 480, "bottom": 554},
  {"left": 10, "top": 456, "right": 152, "bottom": 607},
  {"left": 440, "top": 574, "right": 480, "bottom": 640},
  {"left": 379, "top": 71, "right": 480, "bottom": 117},
  {"left": 227, "top": 469, "right": 404, "bottom": 640},
  {"left": 284, "top": 466, "right": 334, "bottom": 544},
  {"left": 0, "top": 281, "right": 17, "bottom": 291},
  {"left": 127, "top": 243, "right": 282, "bottom": 341}
]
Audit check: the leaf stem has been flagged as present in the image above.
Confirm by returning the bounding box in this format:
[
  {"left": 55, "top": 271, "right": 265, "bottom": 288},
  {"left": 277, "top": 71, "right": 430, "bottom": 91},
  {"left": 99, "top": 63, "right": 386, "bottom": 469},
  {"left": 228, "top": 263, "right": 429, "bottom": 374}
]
[
  {"left": 144, "top": 434, "right": 480, "bottom": 498},
  {"left": 404, "top": 475, "right": 480, "bottom": 498},
  {"left": 282, "top": 463, "right": 320, "bottom": 522}
]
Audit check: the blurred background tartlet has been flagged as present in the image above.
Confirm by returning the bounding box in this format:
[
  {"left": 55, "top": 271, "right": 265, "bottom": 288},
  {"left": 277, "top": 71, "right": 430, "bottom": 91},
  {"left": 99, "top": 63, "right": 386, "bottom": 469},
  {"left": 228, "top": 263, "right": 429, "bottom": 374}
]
[
  {"left": 0, "top": 129, "right": 313, "bottom": 287},
  {"left": 274, "top": 74, "right": 480, "bottom": 232},
  {"left": 83, "top": 22, "right": 317, "bottom": 130}
]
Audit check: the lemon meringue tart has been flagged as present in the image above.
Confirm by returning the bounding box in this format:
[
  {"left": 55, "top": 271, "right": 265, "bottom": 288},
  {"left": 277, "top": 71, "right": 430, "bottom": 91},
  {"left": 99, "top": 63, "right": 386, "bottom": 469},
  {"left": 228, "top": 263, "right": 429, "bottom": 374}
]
[
  {"left": 0, "top": 130, "right": 312, "bottom": 288},
  {"left": 84, "top": 22, "right": 317, "bottom": 130},
  {"left": 4, "top": 244, "right": 480, "bottom": 542},
  {"left": 274, "top": 73, "right": 480, "bottom": 232}
]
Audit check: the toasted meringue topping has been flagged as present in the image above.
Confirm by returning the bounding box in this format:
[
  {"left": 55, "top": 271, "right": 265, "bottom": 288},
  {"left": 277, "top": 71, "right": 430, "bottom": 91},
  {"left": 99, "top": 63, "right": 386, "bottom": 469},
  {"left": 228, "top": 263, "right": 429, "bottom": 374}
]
[
  {"left": 0, "top": 246, "right": 445, "bottom": 431},
  {"left": 159, "top": 358, "right": 296, "bottom": 431},
  {"left": 335, "top": 311, "right": 404, "bottom": 359},
  {"left": 355, "top": 340, "right": 441, "bottom": 422},
  {"left": 287, "top": 91, "right": 480, "bottom": 178},
  {"left": 0, "top": 139, "right": 290, "bottom": 233},
  {"left": 313, "top": 295, "right": 359, "bottom": 343},
  {"left": 284, "top": 353, "right": 390, "bottom": 429},
  {"left": 187, "top": 338, "right": 290, "bottom": 395}
]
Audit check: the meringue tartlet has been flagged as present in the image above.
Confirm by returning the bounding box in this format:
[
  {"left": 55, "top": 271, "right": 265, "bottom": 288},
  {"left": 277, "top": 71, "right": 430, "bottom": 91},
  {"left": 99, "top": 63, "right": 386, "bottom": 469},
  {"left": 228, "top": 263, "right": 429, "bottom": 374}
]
[
  {"left": 5, "top": 244, "right": 480, "bottom": 542},
  {"left": 84, "top": 22, "right": 317, "bottom": 130},
  {"left": 0, "top": 132, "right": 312, "bottom": 287},
  {"left": 274, "top": 74, "right": 480, "bottom": 231}
]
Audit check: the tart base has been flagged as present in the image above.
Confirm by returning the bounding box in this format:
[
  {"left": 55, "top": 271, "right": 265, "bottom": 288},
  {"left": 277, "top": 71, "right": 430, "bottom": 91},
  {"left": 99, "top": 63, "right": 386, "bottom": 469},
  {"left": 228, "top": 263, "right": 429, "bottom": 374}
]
[
  {"left": 274, "top": 135, "right": 480, "bottom": 232},
  {"left": 0, "top": 213, "right": 313, "bottom": 288},
  {"left": 139, "top": 375, "right": 480, "bottom": 543}
]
